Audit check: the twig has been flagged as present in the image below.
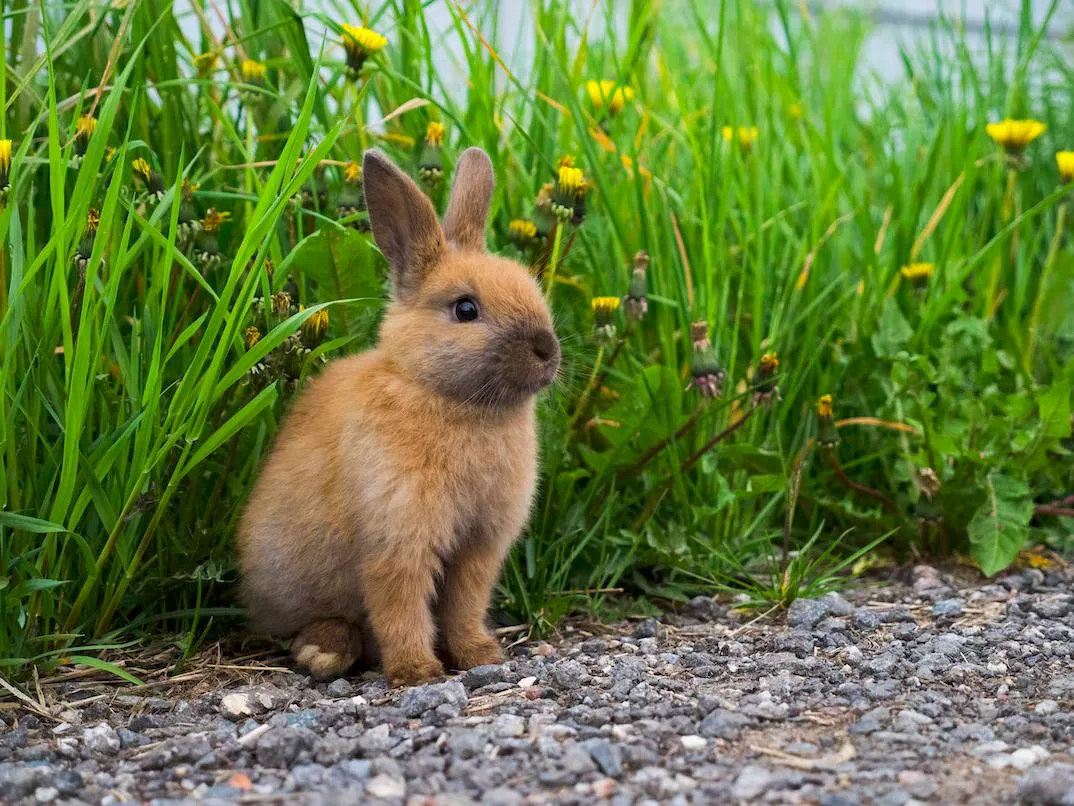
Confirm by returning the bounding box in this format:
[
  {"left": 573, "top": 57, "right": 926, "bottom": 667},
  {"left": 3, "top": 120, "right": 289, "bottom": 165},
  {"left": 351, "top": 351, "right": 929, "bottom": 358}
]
[
  {"left": 1035, "top": 505, "right": 1074, "bottom": 519},
  {"left": 824, "top": 448, "right": 898, "bottom": 515}
]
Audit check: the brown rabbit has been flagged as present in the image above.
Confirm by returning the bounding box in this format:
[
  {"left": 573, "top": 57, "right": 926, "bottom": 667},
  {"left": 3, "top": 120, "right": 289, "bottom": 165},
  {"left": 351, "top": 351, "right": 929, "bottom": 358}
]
[{"left": 237, "top": 147, "right": 560, "bottom": 686}]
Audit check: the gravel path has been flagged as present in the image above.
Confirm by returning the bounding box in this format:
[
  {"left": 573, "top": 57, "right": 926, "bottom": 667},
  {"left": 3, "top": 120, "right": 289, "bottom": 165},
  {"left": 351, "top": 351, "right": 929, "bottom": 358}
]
[{"left": 4, "top": 564, "right": 1074, "bottom": 805}]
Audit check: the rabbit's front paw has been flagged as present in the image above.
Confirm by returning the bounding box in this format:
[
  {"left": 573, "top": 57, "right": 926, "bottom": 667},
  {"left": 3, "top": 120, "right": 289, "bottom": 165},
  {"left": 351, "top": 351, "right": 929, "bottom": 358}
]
[
  {"left": 447, "top": 633, "right": 504, "bottom": 670},
  {"left": 385, "top": 655, "right": 445, "bottom": 686}
]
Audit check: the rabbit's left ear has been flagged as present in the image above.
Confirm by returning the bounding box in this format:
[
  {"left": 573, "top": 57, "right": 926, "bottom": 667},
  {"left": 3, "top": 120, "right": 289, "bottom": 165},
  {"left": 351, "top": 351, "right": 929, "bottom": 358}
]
[{"left": 442, "top": 147, "right": 494, "bottom": 251}]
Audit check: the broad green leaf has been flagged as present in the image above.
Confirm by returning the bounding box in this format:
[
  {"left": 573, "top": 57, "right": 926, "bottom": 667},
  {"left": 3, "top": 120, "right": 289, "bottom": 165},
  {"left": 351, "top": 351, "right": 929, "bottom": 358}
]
[
  {"left": 968, "top": 473, "right": 1034, "bottom": 576},
  {"left": 871, "top": 297, "right": 913, "bottom": 358},
  {"left": 1039, "top": 379, "right": 1071, "bottom": 439},
  {"left": 292, "top": 227, "right": 385, "bottom": 334}
]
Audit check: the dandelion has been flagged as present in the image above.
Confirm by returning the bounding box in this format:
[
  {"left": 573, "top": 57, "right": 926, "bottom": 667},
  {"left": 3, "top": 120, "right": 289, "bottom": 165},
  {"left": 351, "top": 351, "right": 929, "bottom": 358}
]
[
  {"left": 336, "top": 161, "right": 368, "bottom": 230},
  {"left": 74, "top": 115, "right": 98, "bottom": 159},
  {"left": 193, "top": 51, "right": 218, "bottom": 76},
  {"left": 271, "top": 291, "right": 293, "bottom": 318},
  {"left": 623, "top": 250, "right": 649, "bottom": 321},
  {"left": 241, "top": 59, "right": 266, "bottom": 82},
  {"left": 239, "top": 59, "right": 267, "bottom": 104},
  {"left": 591, "top": 296, "right": 621, "bottom": 343},
  {"left": 1058, "top": 151, "right": 1074, "bottom": 184},
  {"left": 341, "top": 24, "right": 387, "bottom": 79},
  {"left": 73, "top": 208, "right": 101, "bottom": 272},
  {"left": 551, "top": 159, "right": 587, "bottom": 225},
  {"left": 132, "top": 157, "right": 165, "bottom": 202},
  {"left": 585, "top": 80, "right": 635, "bottom": 116},
  {"left": 533, "top": 182, "right": 556, "bottom": 237},
  {"left": 192, "top": 208, "right": 231, "bottom": 272},
  {"left": 507, "top": 218, "right": 538, "bottom": 249},
  {"left": 918, "top": 467, "right": 941, "bottom": 499},
  {"left": 900, "top": 262, "right": 934, "bottom": 288},
  {"left": 302, "top": 308, "right": 330, "bottom": 348},
  {"left": 418, "top": 121, "right": 445, "bottom": 189},
  {"left": 0, "top": 139, "right": 12, "bottom": 204},
  {"left": 244, "top": 326, "right": 262, "bottom": 350},
  {"left": 722, "top": 126, "right": 759, "bottom": 151},
  {"left": 816, "top": 394, "right": 839, "bottom": 447},
  {"left": 986, "top": 119, "right": 1046, "bottom": 154},
  {"left": 178, "top": 179, "right": 201, "bottom": 241},
  {"left": 752, "top": 352, "right": 780, "bottom": 407},
  {"left": 688, "top": 321, "right": 725, "bottom": 399}
]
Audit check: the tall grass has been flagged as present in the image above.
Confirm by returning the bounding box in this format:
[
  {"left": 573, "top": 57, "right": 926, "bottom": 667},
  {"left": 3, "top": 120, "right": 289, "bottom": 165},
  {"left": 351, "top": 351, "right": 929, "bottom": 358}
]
[{"left": 1, "top": 0, "right": 1072, "bottom": 672}]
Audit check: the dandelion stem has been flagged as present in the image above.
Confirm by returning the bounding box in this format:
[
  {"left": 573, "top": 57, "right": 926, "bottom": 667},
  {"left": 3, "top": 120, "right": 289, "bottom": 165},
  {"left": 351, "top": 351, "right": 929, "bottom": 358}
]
[
  {"left": 545, "top": 221, "right": 565, "bottom": 299},
  {"left": 619, "top": 402, "right": 707, "bottom": 480},
  {"left": 986, "top": 166, "right": 1018, "bottom": 317},
  {"left": 566, "top": 343, "right": 605, "bottom": 435},
  {"left": 823, "top": 447, "right": 898, "bottom": 515},
  {"left": 1024, "top": 200, "right": 1066, "bottom": 372},
  {"left": 679, "top": 406, "right": 756, "bottom": 477}
]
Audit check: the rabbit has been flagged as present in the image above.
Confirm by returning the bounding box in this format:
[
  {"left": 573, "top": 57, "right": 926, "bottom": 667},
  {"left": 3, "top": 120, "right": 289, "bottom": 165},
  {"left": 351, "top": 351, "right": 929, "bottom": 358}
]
[{"left": 237, "top": 147, "right": 561, "bottom": 686}]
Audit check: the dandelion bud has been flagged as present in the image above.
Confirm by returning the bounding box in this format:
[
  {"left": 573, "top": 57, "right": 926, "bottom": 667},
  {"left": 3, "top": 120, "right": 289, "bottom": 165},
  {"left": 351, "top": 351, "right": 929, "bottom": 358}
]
[
  {"left": 585, "top": 80, "right": 635, "bottom": 117},
  {"left": 73, "top": 208, "right": 101, "bottom": 273},
  {"left": 1057, "top": 151, "right": 1074, "bottom": 184},
  {"left": 177, "top": 180, "right": 201, "bottom": 241},
  {"left": 243, "top": 326, "right": 262, "bottom": 350},
  {"left": 722, "top": 126, "right": 759, "bottom": 152},
  {"left": 900, "top": 262, "right": 934, "bottom": 289},
  {"left": 74, "top": 115, "right": 97, "bottom": 160},
  {"left": 302, "top": 309, "right": 330, "bottom": 347},
  {"left": 0, "top": 139, "right": 11, "bottom": 205},
  {"left": 752, "top": 352, "right": 781, "bottom": 407},
  {"left": 193, "top": 51, "right": 218, "bottom": 77},
  {"left": 271, "top": 291, "right": 292, "bottom": 317},
  {"left": 418, "top": 122, "right": 445, "bottom": 189},
  {"left": 687, "top": 321, "right": 725, "bottom": 399},
  {"left": 192, "top": 208, "right": 229, "bottom": 272},
  {"left": 508, "top": 218, "right": 538, "bottom": 249},
  {"left": 624, "top": 250, "right": 649, "bottom": 321},
  {"left": 817, "top": 394, "right": 839, "bottom": 448},
  {"left": 132, "top": 157, "right": 165, "bottom": 203},
  {"left": 552, "top": 162, "right": 587, "bottom": 224},
  {"left": 591, "top": 296, "right": 621, "bottom": 343},
  {"left": 239, "top": 59, "right": 267, "bottom": 104},
  {"left": 336, "top": 161, "right": 368, "bottom": 230},
  {"left": 918, "top": 467, "right": 941, "bottom": 500},
  {"left": 533, "top": 183, "right": 556, "bottom": 238},
  {"left": 341, "top": 24, "right": 387, "bottom": 80}
]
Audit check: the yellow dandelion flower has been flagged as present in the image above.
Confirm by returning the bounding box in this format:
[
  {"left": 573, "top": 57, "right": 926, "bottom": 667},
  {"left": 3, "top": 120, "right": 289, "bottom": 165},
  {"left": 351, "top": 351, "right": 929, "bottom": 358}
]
[
  {"left": 302, "top": 308, "right": 330, "bottom": 345},
  {"left": 817, "top": 394, "right": 833, "bottom": 418},
  {"left": 241, "top": 59, "right": 267, "bottom": 82},
  {"left": 986, "top": 119, "right": 1046, "bottom": 153},
  {"left": 425, "top": 121, "right": 444, "bottom": 146},
  {"left": 342, "top": 24, "right": 387, "bottom": 54},
  {"left": 243, "top": 326, "right": 261, "bottom": 350},
  {"left": 202, "top": 208, "right": 232, "bottom": 233},
  {"left": 132, "top": 158, "right": 152, "bottom": 180},
  {"left": 585, "top": 80, "right": 635, "bottom": 116},
  {"left": 193, "top": 51, "right": 218, "bottom": 75},
  {"left": 181, "top": 178, "right": 200, "bottom": 197},
  {"left": 344, "top": 161, "right": 362, "bottom": 183},
  {"left": 86, "top": 208, "right": 101, "bottom": 233},
  {"left": 105, "top": 146, "right": 117, "bottom": 163},
  {"left": 900, "top": 262, "right": 934, "bottom": 285},
  {"left": 759, "top": 352, "right": 779, "bottom": 373},
  {"left": 0, "top": 138, "right": 12, "bottom": 190},
  {"left": 509, "top": 219, "right": 538, "bottom": 241},
  {"left": 558, "top": 154, "right": 576, "bottom": 169},
  {"left": 591, "top": 296, "right": 621, "bottom": 328},
  {"left": 722, "top": 126, "right": 759, "bottom": 150},
  {"left": 557, "top": 165, "right": 585, "bottom": 193},
  {"left": 76, "top": 115, "right": 98, "bottom": 138},
  {"left": 1057, "top": 151, "right": 1074, "bottom": 183},
  {"left": 341, "top": 24, "right": 386, "bottom": 76}
]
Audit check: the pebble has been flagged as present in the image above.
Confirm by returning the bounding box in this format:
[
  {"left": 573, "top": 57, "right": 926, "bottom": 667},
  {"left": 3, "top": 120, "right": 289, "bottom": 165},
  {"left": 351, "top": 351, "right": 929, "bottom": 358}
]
[
  {"left": 398, "top": 680, "right": 467, "bottom": 717},
  {"left": 365, "top": 773, "right": 405, "bottom": 798}
]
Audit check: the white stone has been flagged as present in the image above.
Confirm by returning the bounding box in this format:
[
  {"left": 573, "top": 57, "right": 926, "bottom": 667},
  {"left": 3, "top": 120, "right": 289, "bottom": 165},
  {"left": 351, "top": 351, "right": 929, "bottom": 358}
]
[
  {"left": 518, "top": 676, "right": 537, "bottom": 688},
  {"left": 365, "top": 774, "right": 405, "bottom": 799},
  {"left": 680, "top": 735, "right": 707, "bottom": 751},
  {"left": 220, "top": 693, "right": 254, "bottom": 718}
]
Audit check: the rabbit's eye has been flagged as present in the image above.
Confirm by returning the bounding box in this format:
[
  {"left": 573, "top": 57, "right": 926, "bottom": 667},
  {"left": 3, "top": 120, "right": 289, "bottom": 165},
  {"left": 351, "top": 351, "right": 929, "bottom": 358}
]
[{"left": 453, "top": 296, "right": 480, "bottom": 322}]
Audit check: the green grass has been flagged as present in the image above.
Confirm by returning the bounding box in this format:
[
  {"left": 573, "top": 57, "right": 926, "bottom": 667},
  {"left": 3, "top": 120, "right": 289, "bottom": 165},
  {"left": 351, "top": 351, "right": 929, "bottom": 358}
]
[{"left": 1, "top": 0, "right": 1072, "bottom": 673}]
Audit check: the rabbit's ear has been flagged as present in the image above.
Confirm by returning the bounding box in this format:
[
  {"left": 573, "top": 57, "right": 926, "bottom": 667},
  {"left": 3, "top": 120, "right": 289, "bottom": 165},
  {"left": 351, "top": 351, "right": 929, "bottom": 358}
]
[
  {"left": 363, "top": 149, "right": 444, "bottom": 299},
  {"left": 442, "top": 147, "right": 494, "bottom": 251}
]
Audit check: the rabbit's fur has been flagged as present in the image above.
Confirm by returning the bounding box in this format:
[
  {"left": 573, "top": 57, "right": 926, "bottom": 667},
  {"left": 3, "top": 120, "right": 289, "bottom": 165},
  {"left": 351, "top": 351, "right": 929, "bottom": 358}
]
[{"left": 237, "top": 148, "right": 560, "bottom": 685}]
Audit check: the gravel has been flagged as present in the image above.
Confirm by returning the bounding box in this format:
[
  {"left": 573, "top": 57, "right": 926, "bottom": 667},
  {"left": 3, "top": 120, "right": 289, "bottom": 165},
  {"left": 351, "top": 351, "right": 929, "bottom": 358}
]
[{"left": 4, "top": 565, "right": 1074, "bottom": 804}]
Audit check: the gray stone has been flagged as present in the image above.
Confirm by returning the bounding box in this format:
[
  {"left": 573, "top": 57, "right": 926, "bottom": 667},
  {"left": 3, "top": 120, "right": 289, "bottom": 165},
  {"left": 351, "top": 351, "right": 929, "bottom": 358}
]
[
  {"left": 932, "top": 599, "right": 964, "bottom": 618},
  {"left": 1019, "top": 762, "right": 1074, "bottom": 805},
  {"left": 699, "top": 709, "right": 751, "bottom": 739},
  {"left": 256, "top": 726, "right": 317, "bottom": 768},
  {"left": 82, "top": 724, "right": 120, "bottom": 755},
  {"left": 325, "top": 678, "right": 353, "bottom": 698},
  {"left": 732, "top": 765, "right": 778, "bottom": 799},
  {"left": 585, "top": 739, "right": 623, "bottom": 777},
  {"left": 462, "top": 664, "right": 506, "bottom": 689},
  {"left": 398, "top": 680, "right": 467, "bottom": 717},
  {"left": 553, "top": 659, "right": 588, "bottom": 689}
]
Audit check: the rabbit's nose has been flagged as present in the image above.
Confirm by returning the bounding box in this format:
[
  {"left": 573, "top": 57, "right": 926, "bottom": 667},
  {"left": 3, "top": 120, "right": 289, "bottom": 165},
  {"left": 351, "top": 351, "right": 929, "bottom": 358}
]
[{"left": 531, "top": 329, "right": 559, "bottom": 363}]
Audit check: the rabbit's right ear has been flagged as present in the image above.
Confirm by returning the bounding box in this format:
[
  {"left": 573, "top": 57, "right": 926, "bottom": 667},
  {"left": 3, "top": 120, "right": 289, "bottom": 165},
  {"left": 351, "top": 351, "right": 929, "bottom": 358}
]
[{"left": 363, "top": 149, "right": 444, "bottom": 300}]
